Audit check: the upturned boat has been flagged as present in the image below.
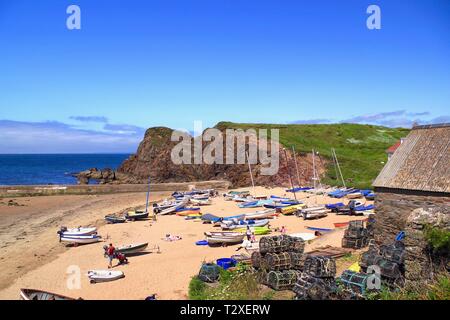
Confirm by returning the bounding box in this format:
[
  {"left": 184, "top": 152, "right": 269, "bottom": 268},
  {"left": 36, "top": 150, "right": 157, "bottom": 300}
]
[
  {"left": 105, "top": 215, "right": 126, "bottom": 224},
  {"left": 116, "top": 242, "right": 148, "bottom": 255},
  {"left": 244, "top": 209, "right": 277, "bottom": 220}
]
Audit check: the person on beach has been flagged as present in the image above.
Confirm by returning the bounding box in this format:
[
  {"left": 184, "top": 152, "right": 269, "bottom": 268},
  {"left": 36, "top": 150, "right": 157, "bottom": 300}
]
[
  {"left": 280, "top": 226, "right": 287, "bottom": 234},
  {"left": 250, "top": 232, "right": 256, "bottom": 243},
  {"left": 246, "top": 226, "right": 252, "bottom": 241},
  {"left": 106, "top": 243, "right": 115, "bottom": 268}
]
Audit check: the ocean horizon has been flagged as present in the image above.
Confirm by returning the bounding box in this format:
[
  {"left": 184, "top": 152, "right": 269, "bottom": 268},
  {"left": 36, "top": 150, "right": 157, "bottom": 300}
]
[{"left": 0, "top": 154, "right": 131, "bottom": 186}]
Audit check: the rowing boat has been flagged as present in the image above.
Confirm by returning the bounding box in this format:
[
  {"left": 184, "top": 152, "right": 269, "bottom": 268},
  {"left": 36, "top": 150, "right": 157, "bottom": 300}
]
[
  {"left": 125, "top": 210, "right": 149, "bottom": 220},
  {"left": 278, "top": 203, "right": 306, "bottom": 215},
  {"left": 306, "top": 226, "right": 333, "bottom": 232},
  {"left": 60, "top": 234, "right": 102, "bottom": 244},
  {"left": 234, "top": 226, "right": 271, "bottom": 235},
  {"left": 205, "top": 232, "right": 245, "bottom": 245},
  {"left": 105, "top": 215, "right": 126, "bottom": 224},
  {"left": 87, "top": 270, "right": 124, "bottom": 283},
  {"left": 57, "top": 227, "right": 97, "bottom": 237},
  {"left": 175, "top": 207, "right": 201, "bottom": 216},
  {"left": 221, "top": 219, "right": 270, "bottom": 230},
  {"left": 116, "top": 242, "right": 148, "bottom": 255},
  {"left": 20, "top": 289, "right": 78, "bottom": 300},
  {"left": 190, "top": 198, "right": 211, "bottom": 206},
  {"left": 244, "top": 209, "right": 277, "bottom": 220}
]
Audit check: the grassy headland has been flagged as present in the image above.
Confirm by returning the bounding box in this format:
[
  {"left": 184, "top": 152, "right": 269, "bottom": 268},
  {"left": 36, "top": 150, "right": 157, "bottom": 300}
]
[{"left": 215, "top": 122, "right": 409, "bottom": 189}]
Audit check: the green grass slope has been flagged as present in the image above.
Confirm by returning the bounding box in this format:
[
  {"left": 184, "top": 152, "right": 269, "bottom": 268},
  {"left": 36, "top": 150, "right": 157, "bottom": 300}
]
[{"left": 215, "top": 122, "right": 409, "bottom": 189}]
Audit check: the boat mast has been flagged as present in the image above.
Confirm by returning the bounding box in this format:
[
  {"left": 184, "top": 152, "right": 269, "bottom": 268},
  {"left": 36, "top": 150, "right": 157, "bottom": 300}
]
[
  {"left": 292, "top": 145, "right": 301, "bottom": 187},
  {"left": 283, "top": 148, "right": 297, "bottom": 201},
  {"left": 312, "top": 149, "right": 317, "bottom": 189},
  {"left": 246, "top": 151, "right": 256, "bottom": 195},
  {"left": 145, "top": 176, "right": 151, "bottom": 213},
  {"left": 332, "top": 148, "right": 346, "bottom": 189}
]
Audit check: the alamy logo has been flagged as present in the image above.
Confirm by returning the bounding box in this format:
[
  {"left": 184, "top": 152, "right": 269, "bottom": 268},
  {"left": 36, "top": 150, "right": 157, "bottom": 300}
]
[
  {"left": 66, "top": 5, "right": 81, "bottom": 30},
  {"left": 367, "top": 5, "right": 381, "bottom": 30},
  {"left": 171, "top": 121, "right": 280, "bottom": 175}
]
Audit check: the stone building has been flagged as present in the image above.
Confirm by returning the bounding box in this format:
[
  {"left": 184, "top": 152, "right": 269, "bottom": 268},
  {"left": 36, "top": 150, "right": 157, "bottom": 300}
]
[
  {"left": 372, "top": 123, "right": 450, "bottom": 282},
  {"left": 372, "top": 123, "right": 449, "bottom": 243}
]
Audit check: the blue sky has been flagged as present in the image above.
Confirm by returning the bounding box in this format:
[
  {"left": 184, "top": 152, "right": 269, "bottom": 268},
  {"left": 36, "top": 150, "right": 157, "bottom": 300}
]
[{"left": 0, "top": 0, "right": 449, "bottom": 153}]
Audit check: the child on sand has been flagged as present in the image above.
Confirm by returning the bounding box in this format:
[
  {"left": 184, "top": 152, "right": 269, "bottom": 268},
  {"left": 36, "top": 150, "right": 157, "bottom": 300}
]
[{"left": 280, "top": 226, "right": 287, "bottom": 234}]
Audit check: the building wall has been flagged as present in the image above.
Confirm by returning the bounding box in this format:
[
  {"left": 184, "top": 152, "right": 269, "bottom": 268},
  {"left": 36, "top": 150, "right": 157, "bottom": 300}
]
[{"left": 373, "top": 187, "right": 450, "bottom": 245}]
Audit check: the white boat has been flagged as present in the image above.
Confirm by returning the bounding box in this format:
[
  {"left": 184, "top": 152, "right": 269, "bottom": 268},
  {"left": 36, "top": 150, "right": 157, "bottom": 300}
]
[
  {"left": 300, "top": 206, "right": 326, "bottom": 213},
  {"left": 57, "top": 227, "right": 97, "bottom": 237},
  {"left": 221, "top": 219, "right": 270, "bottom": 230},
  {"left": 190, "top": 198, "right": 211, "bottom": 206},
  {"left": 290, "top": 233, "right": 316, "bottom": 241},
  {"left": 244, "top": 209, "right": 276, "bottom": 220},
  {"left": 159, "top": 200, "right": 187, "bottom": 215},
  {"left": 60, "top": 234, "right": 102, "bottom": 244},
  {"left": 302, "top": 210, "right": 328, "bottom": 220},
  {"left": 87, "top": 270, "right": 124, "bottom": 283},
  {"left": 205, "top": 232, "right": 245, "bottom": 245},
  {"left": 116, "top": 242, "right": 148, "bottom": 255},
  {"left": 20, "top": 288, "right": 78, "bottom": 300}
]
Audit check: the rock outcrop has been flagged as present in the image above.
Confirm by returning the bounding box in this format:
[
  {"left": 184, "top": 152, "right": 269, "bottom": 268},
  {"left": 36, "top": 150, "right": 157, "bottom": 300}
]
[{"left": 76, "top": 126, "right": 326, "bottom": 187}]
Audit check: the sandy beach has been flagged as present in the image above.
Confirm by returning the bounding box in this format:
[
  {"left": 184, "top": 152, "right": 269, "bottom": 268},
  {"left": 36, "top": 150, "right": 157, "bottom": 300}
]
[{"left": 0, "top": 187, "right": 372, "bottom": 300}]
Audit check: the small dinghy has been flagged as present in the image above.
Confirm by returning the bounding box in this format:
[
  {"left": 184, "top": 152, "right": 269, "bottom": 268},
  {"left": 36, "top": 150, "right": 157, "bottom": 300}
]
[
  {"left": 290, "top": 233, "right": 316, "bottom": 241},
  {"left": 87, "top": 270, "right": 124, "bottom": 283},
  {"left": 20, "top": 288, "right": 78, "bottom": 300},
  {"left": 234, "top": 226, "right": 271, "bottom": 235},
  {"left": 175, "top": 207, "right": 201, "bottom": 216},
  {"left": 57, "top": 227, "right": 97, "bottom": 237},
  {"left": 159, "top": 201, "right": 187, "bottom": 215},
  {"left": 221, "top": 219, "right": 269, "bottom": 230},
  {"left": 190, "top": 198, "right": 211, "bottom": 206},
  {"left": 60, "top": 234, "right": 102, "bottom": 245},
  {"left": 125, "top": 210, "right": 149, "bottom": 220},
  {"left": 116, "top": 242, "right": 148, "bottom": 255},
  {"left": 244, "top": 209, "right": 277, "bottom": 220},
  {"left": 105, "top": 215, "right": 126, "bottom": 224},
  {"left": 205, "top": 232, "right": 245, "bottom": 246}
]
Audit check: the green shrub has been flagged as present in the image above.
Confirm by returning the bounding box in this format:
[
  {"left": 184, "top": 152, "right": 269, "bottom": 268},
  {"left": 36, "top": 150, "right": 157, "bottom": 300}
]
[
  {"left": 423, "top": 225, "right": 450, "bottom": 254},
  {"left": 188, "top": 276, "right": 208, "bottom": 300}
]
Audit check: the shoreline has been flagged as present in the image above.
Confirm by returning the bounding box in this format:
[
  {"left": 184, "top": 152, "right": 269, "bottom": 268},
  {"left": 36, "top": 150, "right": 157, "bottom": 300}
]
[{"left": 0, "top": 186, "right": 372, "bottom": 300}]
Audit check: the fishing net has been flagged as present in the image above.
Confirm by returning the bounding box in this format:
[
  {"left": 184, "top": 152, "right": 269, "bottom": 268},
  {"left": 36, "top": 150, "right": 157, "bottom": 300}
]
[
  {"left": 293, "top": 273, "right": 337, "bottom": 300},
  {"left": 342, "top": 237, "right": 368, "bottom": 249},
  {"left": 289, "top": 252, "right": 306, "bottom": 270},
  {"left": 198, "top": 263, "right": 220, "bottom": 283},
  {"left": 266, "top": 270, "right": 302, "bottom": 291},
  {"left": 303, "top": 255, "right": 336, "bottom": 278},
  {"left": 377, "top": 258, "right": 402, "bottom": 280},
  {"left": 339, "top": 270, "right": 370, "bottom": 295},
  {"left": 265, "top": 252, "right": 292, "bottom": 271},
  {"left": 359, "top": 251, "right": 381, "bottom": 272}
]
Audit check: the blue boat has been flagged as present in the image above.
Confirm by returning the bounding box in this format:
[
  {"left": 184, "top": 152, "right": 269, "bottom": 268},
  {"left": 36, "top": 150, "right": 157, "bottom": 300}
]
[
  {"left": 306, "top": 226, "right": 333, "bottom": 232},
  {"left": 286, "top": 187, "right": 312, "bottom": 192},
  {"left": 355, "top": 204, "right": 375, "bottom": 211},
  {"left": 325, "top": 202, "right": 344, "bottom": 209}
]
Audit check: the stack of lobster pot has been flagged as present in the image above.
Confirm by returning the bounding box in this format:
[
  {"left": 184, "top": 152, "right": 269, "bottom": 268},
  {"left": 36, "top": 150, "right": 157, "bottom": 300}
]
[
  {"left": 251, "top": 235, "right": 305, "bottom": 290},
  {"left": 366, "top": 214, "right": 375, "bottom": 240},
  {"left": 342, "top": 220, "right": 369, "bottom": 249},
  {"left": 293, "top": 255, "right": 337, "bottom": 300},
  {"left": 359, "top": 240, "right": 405, "bottom": 286}
]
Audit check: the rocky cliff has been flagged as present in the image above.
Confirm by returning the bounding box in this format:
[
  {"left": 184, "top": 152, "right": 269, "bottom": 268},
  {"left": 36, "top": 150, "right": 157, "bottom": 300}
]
[{"left": 76, "top": 126, "right": 325, "bottom": 187}]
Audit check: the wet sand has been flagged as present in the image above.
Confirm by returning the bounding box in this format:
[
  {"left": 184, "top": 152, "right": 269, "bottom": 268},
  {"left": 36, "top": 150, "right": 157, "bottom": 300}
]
[{"left": 0, "top": 187, "right": 372, "bottom": 300}]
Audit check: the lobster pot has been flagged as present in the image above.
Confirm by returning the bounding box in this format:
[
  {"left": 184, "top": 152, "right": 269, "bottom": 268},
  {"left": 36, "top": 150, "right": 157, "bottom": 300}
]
[
  {"left": 259, "top": 235, "right": 291, "bottom": 254},
  {"left": 378, "top": 259, "right": 402, "bottom": 280},
  {"left": 290, "top": 237, "right": 306, "bottom": 254},
  {"left": 348, "top": 220, "right": 365, "bottom": 229},
  {"left": 266, "top": 252, "right": 292, "bottom": 271},
  {"left": 251, "top": 252, "right": 263, "bottom": 269},
  {"left": 266, "top": 270, "right": 302, "bottom": 291},
  {"left": 289, "top": 252, "right": 306, "bottom": 270},
  {"left": 256, "top": 269, "right": 269, "bottom": 285},
  {"left": 342, "top": 237, "right": 368, "bottom": 249},
  {"left": 339, "top": 270, "right": 370, "bottom": 295},
  {"left": 380, "top": 242, "right": 405, "bottom": 265},
  {"left": 359, "top": 252, "right": 382, "bottom": 271},
  {"left": 198, "top": 263, "right": 220, "bottom": 283},
  {"left": 293, "top": 273, "right": 336, "bottom": 300},
  {"left": 303, "top": 255, "right": 336, "bottom": 278},
  {"left": 344, "top": 228, "right": 368, "bottom": 239}
]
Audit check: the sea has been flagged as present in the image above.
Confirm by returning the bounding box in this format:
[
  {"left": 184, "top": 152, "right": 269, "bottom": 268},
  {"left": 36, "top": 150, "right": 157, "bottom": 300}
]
[{"left": 0, "top": 154, "right": 131, "bottom": 186}]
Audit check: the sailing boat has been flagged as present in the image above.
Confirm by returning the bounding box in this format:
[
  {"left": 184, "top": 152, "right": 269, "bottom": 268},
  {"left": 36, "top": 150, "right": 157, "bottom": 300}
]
[{"left": 125, "top": 177, "right": 152, "bottom": 221}]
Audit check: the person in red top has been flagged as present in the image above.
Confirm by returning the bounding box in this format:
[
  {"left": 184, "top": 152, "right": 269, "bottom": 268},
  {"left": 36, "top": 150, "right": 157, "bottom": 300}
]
[{"left": 106, "top": 243, "right": 115, "bottom": 268}]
